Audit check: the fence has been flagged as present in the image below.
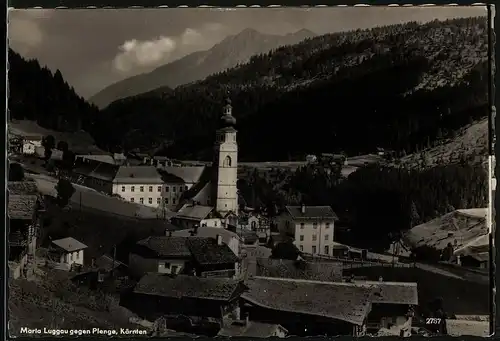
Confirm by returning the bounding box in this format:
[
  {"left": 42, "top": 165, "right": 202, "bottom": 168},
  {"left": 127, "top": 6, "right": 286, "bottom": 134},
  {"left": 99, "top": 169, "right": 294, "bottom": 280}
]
[{"left": 302, "top": 253, "right": 415, "bottom": 268}]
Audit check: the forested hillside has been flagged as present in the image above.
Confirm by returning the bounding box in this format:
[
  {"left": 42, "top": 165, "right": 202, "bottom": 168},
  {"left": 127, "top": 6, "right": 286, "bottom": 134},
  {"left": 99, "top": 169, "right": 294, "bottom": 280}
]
[
  {"left": 98, "top": 17, "right": 489, "bottom": 161},
  {"left": 8, "top": 49, "right": 102, "bottom": 140}
]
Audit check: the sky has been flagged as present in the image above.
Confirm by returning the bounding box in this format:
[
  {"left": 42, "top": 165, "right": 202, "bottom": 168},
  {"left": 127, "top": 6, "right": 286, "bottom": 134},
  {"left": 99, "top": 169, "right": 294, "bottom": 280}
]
[{"left": 8, "top": 6, "right": 487, "bottom": 99}]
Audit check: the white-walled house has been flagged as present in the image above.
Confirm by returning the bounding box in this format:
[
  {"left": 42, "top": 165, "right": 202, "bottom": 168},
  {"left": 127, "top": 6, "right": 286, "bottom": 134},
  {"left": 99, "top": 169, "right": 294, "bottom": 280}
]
[
  {"left": 278, "top": 205, "right": 339, "bottom": 256},
  {"left": 22, "top": 135, "right": 43, "bottom": 155},
  {"left": 50, "top": 237, "right": 87, "bottom": 269}
]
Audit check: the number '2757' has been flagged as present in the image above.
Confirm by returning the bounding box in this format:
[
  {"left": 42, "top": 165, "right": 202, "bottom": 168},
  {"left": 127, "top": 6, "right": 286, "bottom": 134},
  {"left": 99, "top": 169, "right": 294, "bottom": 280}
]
[{"left": 426, "top": 318, "right": 442, "bottom": 324}]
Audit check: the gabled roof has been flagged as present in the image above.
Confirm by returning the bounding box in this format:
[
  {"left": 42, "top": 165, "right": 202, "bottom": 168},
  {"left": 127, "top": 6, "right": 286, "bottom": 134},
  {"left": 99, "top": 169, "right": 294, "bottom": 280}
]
[
  {"left": 134, "top": 273, "right": 247, "bottom": 301},
  {"left": 52, "top": 237, "right": 88, "bottom": 252},
  {"left": 171, "top": 227, "right": 242, "bottom": 243},
  {"left": 8, "top": 194, "right": 38, "bottom": 220},
  {"left": 242, "top": 277, "right": 373, "bottom": 325},
  {"left": 113, "top": 166, "right": 163, "bottom": 184},
  {"left": 73, "top": 158, "right": 119, "bottom": 181},
  {"left": 176, "top": 204, "right": 214, "bottom": 221},
  {"left": 77, "top": 154, "right": 116, "bottom": 165},
  {"left": 218, "top": 320, "right": 287, "bottom": 337},
  {"left": 136, "top": 236, "right": 239, "bottom": 265},
  {"left": 285, "top": 206, "right": 338, "bottom": 221},
  {"left": 352, "top": 281, "right": 418, "bottom": 305}
]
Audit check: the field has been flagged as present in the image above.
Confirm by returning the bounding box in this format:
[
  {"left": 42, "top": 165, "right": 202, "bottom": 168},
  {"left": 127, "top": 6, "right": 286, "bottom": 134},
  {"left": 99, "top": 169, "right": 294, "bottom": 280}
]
[
  {"left": 41, "top": 198, "right": 169, "bottom": 265},
  {"left": 9, "top": 120, "right": 105, "bottom": 154},
  {"left": 8, "top": 270, "right": 142, "bottom": 336},
  {"left": 344, "top": 266, "right": 489, "bottom": 316}
]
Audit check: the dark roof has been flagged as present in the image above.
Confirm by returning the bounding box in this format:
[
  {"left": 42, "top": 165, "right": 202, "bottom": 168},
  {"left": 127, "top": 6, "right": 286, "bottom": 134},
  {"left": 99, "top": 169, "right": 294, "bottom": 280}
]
[
  {"left": 242, "top": 277, "right": 373, "bottom": 325},
  {"left": 350, "top": 281, "right": 418, "bottom": 306},
  {"left": 176, "top": 205, "right": 214, "bottom": 221},
  {"left": 114, "top": 166, "right": 163, "bottom": 184},
  {"left": 286, "top": 206, "right": 338, "bottom": 221},
  {"left": 136, "top": 236, "right": 239, "bottom": 265},
  {"left": 137, "top": 236, "right": 192, "bottom": 258},
  {"left": 8, "top": 194, "right": 38, "bottom": 220},
  {"left": 94, "top": 254, "right": 128, "bottom": 272},
  {"left": 253, "top": 258, "right": 343, "bottom": 282},
  {"left": 187, "top": 237, "right": 239, "bottom": 265},
  {"left": 134, "top": 273, "right": 247, "bottom": 301},
  {"left": 8, "top": 181, "right": 39, "bottom": 196},
  {"left": 52, "top": 237, "right": 88, "bottom": 252},
  {"left": 218, "top": 320, "right": 286, "bottom": 337}
]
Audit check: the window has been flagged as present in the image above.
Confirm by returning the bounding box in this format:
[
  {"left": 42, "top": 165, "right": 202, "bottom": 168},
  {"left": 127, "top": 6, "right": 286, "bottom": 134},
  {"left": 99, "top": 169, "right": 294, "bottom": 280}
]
[
  {"left": 171, "top": 265, "right": 178, "bottom": 274},
  {"left": 166, "top": 186, "right": 170, "bottom": 192},
  {"left": 149, "top": 186, "right": 153, "bottom": 192},
  {"left": 130, "top": 198, "right": 135, "bottom": 203},
  {"left": 173, "top": 198, "right": 176, "bottom": 204},
  {"left": 312, "top": 234, "right": 317, "bottom": 241},
  {"left": 300, "top": 223, "right": 305, "bottom": 229},
  {"left": 69, "top": 253, "right": 73, "bottom": 261},
  {"left": 299, "top": 235, "right": 304, "bottom": 241},
  {"left": 121, "top": 186, "right": 125, "bottom": 192},
  {"left": 140, "top": 198, "right": 144, "bottom": 204},
  {"left": 173, "top": 187, "right": 176, "bottom": 193},
  {"left": 202, "top": 223, "right": 207, "bottom": 227},
  {"left": 251, "top": 221, "right": 257, "bottom": 229},
  {"left": 313, "top": 223, "right": 318, "bottom": 229},
  {"left": 157, "top": 198, "right": 161, "bottom": 205},
  {"left": 75, "top": 252, "right": 79, "bottom": 259},
  {"left": 324, "top": 246, "right": 330, "bottom": 255},
  {"left": 158, "top": 186, "right": 162, "bottom": 192},
  {"left": 165, "top": 198, "right": 169, "bottom": 204},
  {"left": 185, "top": 186, "right": 188, "bottom": 191},
  {"left": 312, "top": 246, "right": 317, "bottom": 254},
  {"left": 148, "top": 198, "right": 153, "bottom": 204},
  {"left": 131, "top": 186, "right": 135, "bottom": 192},
  {"left": 140, "top": 186, "right": 144, "bottom": 192},
  {"left": 324, "top": 234, "right": 329, "bottom": 241},
  {"left": 214, "top": 221, "right": 218, "bottom": 227},
  {"left": 223, "top": 156, "right": 232, "bottom": 167},
  {"left": 325, "top": 223, "right": 330, "bottom": 229},
  {"left": 299, "top": 245, "right": 304, "bottom": 251},
  {"left": 179, "top": 186, "right": 183, "bottom": 192}
]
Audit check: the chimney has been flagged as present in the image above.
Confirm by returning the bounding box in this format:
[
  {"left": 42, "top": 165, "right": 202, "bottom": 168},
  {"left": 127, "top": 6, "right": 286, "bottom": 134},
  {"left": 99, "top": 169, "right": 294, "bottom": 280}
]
[
  {"left": 301, "top": 204, "right": 306, "bottom": 214},
  {"left": 216, "top": 234, "right": 222, "bottom": 245},
  {"left": 193, "top": 224, "right": 199, "bottom": 235}
]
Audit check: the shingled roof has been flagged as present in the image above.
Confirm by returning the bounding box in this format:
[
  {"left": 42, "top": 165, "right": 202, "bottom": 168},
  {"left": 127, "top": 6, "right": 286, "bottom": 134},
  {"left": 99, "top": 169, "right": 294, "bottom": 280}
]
[
  {"left": 8, "top": 194, "right": 38, "bottom": 220},
  {"left": 285, "top": 206, "right": 338, "bottom": 221},
  {"left": 114, "top": 166, "right": 163, "bottom": 184},
  {"left": 242, "top": 277, "right": 373, "bottom": 325},
  {"left": 136, "top": 236, "right": 239, "bottom": 265},
  {"left": 134, "top": 273, "right": 247, "bottom": 301},
  {"left": 218, "top": 320, "right": 287, "bottom": 337},
  {"left": 8, "top": 181, "right": 39, "bottom": 196},
  {"left": 352, "top": 281, "right": 418, "bottom": 306}
]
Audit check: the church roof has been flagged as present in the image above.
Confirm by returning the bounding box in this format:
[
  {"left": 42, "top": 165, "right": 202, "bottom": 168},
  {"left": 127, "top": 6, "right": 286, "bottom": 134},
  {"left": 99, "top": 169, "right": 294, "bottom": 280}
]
[
  {"left": 176, "top": 204, "right": 215, "bottom": 221},
  {"left": 114, "top": 166, "right": 163, "bottom": 184},
  {"left": 162, "top": 166, "right": 206, "bottom": 184}
]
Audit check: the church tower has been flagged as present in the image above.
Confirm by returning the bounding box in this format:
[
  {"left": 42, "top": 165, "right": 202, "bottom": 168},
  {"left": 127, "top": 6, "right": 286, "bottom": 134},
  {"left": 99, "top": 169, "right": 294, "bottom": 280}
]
[{"left": 213, "top": 97, "right": 238, "bottom": 216}]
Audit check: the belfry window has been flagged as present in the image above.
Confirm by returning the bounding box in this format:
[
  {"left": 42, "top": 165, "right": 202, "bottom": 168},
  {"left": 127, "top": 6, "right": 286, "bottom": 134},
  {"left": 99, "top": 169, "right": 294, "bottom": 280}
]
[{"left": 223, "top": 156, "right": 232, "bottom": 167}]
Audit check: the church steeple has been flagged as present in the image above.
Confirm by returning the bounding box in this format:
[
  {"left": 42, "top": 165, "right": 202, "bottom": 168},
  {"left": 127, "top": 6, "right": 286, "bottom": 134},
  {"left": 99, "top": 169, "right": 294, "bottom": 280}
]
[
  {"left": 213, "top": 95, "right": 238, "bottom": 216},
  {"left": 220, "top": 96, "right": 236, "bottom": 128}
]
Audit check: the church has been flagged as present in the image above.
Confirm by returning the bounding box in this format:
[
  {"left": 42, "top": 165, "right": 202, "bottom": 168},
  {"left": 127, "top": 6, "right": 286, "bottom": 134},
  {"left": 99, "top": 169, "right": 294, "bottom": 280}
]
[{"left": 170, "top": 97, "right": 241, "bottom": 230}]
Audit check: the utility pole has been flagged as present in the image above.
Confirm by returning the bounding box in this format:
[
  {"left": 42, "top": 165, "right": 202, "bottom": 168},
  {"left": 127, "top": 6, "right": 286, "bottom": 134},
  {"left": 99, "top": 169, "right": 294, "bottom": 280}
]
[{"left": 111, "top": 244, "right": 117, "bottom": 277}]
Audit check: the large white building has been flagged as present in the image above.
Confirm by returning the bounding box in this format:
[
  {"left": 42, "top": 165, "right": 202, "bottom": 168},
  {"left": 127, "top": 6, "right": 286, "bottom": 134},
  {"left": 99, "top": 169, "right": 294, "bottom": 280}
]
[
  {"left": 278, "top": 205, "right": 339, "bottom": 256},
  {"left": 111, "top": 97, "right": 240, "bottom": 221}
]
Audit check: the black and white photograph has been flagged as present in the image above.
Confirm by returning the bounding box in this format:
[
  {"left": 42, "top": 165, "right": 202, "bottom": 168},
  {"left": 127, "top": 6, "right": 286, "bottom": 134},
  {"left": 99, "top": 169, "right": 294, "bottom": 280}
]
[{"left": 7, "top": 6, "right": 493, "bottom": 338}]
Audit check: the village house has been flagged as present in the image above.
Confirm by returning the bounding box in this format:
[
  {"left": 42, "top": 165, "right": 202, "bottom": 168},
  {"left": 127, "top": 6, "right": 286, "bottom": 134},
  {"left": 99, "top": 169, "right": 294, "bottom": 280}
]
[
  {"left": 22, "top": 134, "right": 43, "bottom": 155},
  {"left": 124, "top": 273, "right": 248, "bottom": 331},
  {"left": 8, "top": 190, "right": 40, "bottom": 279},
  {"left": 70, "top": 156, "right": 119, "bottom": 193},
  {"left": 49, "top": 237, "right": 87, "bottom": 271},
  {"left": 172, "top": 204, "right": 222, "bottom": 229},
  {"left": 238, "top": 212, "right": 271, "bottom": 243},
  {"left": 278, "top": 204, "right": 339, "bottom": 256},
  {"left": 218, "top": 314, "right": 288, "bottom": 338},
  {"left": 112, "top": 166, "right": 167, "bottom": 207},
  {"left": 171, "top": 227, "right": 241, "bottom": 259},
  {"left": 354, "top": 281, "right": 418, "bottom": 337},
  {"left": 128, "top": 235, "right": 240, "bottom": 279},
  {"left": 241, "top": 276, "right": 373, "bottom": 336}
]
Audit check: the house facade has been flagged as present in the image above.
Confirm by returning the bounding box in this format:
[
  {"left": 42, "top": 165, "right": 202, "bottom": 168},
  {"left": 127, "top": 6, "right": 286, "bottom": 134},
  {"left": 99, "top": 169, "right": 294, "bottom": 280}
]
[
  {"left": 70, "top": 157, "right": 119, "bottom": 194},
  {"left": 129, "top": 236, "right": 240, "bottom": 279},
  {"left": 278, "top": 205, "right": 338, "bottom": 256},
  {"left": 22, "top": 135, "right": 43, "bottom": 155},
  {"left": 49, "top": 237, "right": 87, "bottom": 269},
  {"left": 171, "top": 204, "right": 223, "bottom": 230}
]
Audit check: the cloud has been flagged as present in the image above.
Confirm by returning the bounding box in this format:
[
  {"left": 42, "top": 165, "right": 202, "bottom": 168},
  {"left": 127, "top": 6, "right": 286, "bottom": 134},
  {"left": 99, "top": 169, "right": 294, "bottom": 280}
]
[
  {"left": 8, "top": 9, "right": 52, "bottom": 53},
  {"left": 112, "top": 23, "right": 226, "bottom": 74}
]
